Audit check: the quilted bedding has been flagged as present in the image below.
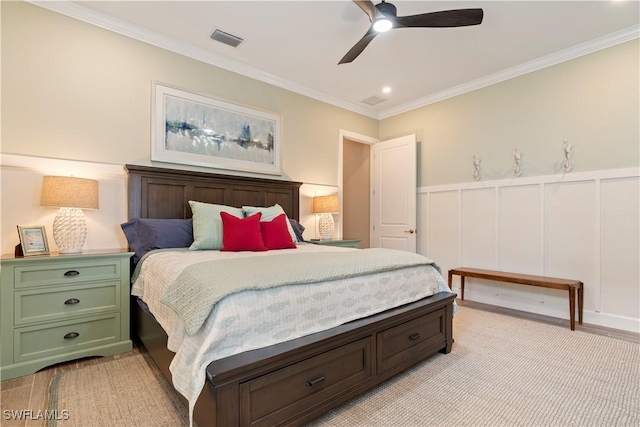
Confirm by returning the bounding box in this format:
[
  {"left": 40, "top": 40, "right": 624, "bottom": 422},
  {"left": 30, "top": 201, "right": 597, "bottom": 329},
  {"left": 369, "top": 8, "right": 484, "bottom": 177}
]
[{"left": 131, "top": 244, "right": 451, "bottom": 422}]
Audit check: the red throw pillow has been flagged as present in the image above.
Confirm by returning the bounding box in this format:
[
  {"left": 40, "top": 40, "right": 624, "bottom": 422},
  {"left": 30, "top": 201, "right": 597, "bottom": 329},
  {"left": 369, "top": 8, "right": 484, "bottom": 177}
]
[
  {"left": 260, "top": 214, "right": 297, "bottom": 250},
  {"left": 220, "top": 211, "right": 267, "bottom": 252}
]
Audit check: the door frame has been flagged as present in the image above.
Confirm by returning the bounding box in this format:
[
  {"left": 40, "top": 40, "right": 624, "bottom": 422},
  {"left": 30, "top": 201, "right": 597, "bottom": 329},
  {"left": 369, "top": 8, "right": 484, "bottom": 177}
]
[{"left": 338, "top": 130, "right": 379, "bottom": 245}]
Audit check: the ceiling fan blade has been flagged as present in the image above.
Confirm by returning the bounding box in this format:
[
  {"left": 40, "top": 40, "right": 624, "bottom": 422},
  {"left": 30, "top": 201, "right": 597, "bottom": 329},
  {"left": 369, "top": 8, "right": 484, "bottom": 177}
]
[
  {"left": 353, "top": 0, "right": 379, "bottom": 22},
  {"left": 395, "top": 8, "right": 484, "bottom": 28},
  {"left": 339, "top": 27, "right": 378, "bottom": 64}
]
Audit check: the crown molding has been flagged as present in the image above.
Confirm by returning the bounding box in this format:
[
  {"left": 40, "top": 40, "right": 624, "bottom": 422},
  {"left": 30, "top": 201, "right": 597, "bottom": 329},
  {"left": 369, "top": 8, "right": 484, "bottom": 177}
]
[
  {"left": 28, "top": 0, "right": 380, "bottom": 119},
  {"left": 27, "top": 2, "right": 639, "bottom": 122},
  {"left": 379, "top": 24, "right": 640, "bottom": 119}
]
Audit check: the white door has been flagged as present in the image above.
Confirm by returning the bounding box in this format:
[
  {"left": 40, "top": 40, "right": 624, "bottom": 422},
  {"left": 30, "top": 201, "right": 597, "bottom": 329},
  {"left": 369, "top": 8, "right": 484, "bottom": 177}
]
[{"left": 371, "top": 135, "right": 417, "bottom": 252}]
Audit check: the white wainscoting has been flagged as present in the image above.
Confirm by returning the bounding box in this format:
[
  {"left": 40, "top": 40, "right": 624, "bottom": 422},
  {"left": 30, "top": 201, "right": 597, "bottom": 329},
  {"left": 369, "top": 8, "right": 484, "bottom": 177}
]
[{"left": 418, "top": 168, "right": 639, "bottom": 332}]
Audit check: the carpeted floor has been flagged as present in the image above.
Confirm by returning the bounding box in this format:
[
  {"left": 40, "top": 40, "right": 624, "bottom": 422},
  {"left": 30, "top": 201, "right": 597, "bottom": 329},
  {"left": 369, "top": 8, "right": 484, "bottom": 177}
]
[
  {"left": 47, "top": 353, "right": 188, "bottom": 427},
  {"left": 48, "top": 306, "right": 639, "bottom": 426}
]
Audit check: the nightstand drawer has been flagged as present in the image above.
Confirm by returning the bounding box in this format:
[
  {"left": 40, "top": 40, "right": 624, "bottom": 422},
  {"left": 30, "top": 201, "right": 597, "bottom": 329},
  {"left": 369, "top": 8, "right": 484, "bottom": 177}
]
[
  {"left": 14, "top": 314, "right": 121, "bottom": 362},
  {"left": 15, "top": 282, "right": 120, "bottom": 326},
  {"left": 14, "top": 260, "right": 121, "bottom": 289}
]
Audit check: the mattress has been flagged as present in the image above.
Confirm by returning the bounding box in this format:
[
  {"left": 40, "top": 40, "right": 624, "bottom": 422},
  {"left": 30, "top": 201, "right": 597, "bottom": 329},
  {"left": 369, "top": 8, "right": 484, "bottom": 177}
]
[{"left": 131, "top": 243, "right": 451, "bottom": 419}]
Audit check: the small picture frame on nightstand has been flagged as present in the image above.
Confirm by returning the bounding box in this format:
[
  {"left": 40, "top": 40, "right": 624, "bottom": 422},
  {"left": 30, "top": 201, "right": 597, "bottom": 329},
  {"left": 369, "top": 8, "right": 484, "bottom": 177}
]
[{"left": 17, "top": 225, "right": 50, "bottom": 257}]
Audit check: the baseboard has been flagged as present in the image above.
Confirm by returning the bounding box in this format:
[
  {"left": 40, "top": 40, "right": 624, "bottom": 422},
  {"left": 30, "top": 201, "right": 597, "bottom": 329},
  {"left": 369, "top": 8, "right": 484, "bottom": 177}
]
[{"left": 455, "top": 286, "right": 639, "bottom": 333}]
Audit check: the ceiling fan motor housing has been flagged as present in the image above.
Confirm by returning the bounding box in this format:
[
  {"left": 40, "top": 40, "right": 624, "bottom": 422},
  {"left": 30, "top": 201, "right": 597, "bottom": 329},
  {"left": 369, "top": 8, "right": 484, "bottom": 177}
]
[{"left": 376, "top": 1, "right": 397, "bottom": 17}]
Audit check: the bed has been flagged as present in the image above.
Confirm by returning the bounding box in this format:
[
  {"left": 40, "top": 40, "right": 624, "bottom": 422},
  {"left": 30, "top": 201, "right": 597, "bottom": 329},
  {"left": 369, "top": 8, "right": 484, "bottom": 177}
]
[{"left": 124, "top": 164, "right": 456, "bottom": 427}]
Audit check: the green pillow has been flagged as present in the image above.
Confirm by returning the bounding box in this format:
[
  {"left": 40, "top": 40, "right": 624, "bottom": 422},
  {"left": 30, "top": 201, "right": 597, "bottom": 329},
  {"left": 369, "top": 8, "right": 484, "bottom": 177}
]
[
  {"left": 242, "top": 204, "right": 298, "bottom": 243},
  {"left": 189, "top": 201, "right": 244, "bottom": 250}
]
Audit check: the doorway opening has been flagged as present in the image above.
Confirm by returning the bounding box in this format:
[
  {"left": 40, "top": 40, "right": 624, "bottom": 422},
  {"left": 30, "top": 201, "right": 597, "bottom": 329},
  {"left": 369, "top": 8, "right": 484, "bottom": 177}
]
[{"left": 339, "top": 130, "right": 378, "bottom": 249}]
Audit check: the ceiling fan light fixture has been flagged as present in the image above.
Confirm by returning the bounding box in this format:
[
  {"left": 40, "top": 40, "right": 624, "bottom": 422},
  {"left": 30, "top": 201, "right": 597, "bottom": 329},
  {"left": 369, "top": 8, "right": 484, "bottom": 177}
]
[
  {"left": 373, "top": 18, "right": 392, "bottom": 32},
  {"left": 339, "top": 0, "right": 484, "bottom": 64}
]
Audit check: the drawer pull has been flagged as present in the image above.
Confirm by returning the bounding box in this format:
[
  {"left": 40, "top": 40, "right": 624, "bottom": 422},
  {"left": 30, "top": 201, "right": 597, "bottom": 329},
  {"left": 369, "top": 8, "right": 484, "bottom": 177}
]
[
  {"left": 408, "top": 333, "right": 421, "bottom": 341},
  {"left": 305, "top": 375, "right": 325, "bottom": 387},
  {"left": 64, "top": 298, "right": 80, "bottom": 305},
  {"left": 64, "top": 270, "right": 80, "bottom": 277},
  {"left": 63, "top": 332, "right": 80, "bottom": 340}
]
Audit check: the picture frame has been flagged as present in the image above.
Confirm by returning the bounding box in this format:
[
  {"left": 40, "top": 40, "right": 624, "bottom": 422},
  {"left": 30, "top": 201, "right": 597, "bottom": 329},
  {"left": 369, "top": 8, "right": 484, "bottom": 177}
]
[
  {"left": 17, "top": 225, "right": 50, "bottom": 257},
  {"left": 152, "top": 82, "right": 282, "bottom": 175}
]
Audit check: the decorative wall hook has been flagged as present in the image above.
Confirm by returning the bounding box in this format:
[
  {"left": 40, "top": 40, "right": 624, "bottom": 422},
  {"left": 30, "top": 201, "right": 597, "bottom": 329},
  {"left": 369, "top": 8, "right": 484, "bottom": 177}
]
[
  {"left": 563, "top": 140, "right": 573, "bottom": 172},
  {"left": 472, "top": 155, "right": 481, "bottom": 181},
  {"left": 513, "top": 148, "right": 522, "bottom": 177}
]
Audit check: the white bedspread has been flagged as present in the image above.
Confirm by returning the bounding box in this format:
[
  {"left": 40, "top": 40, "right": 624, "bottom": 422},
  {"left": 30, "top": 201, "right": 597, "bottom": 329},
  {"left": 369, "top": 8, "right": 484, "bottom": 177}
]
[{"left": 131, "top": 244, "right": 451, "bottom": 422}]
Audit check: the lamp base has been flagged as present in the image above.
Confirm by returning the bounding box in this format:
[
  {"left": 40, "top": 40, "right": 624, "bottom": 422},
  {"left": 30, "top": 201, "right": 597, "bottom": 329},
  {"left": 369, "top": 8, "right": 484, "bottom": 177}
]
[
  {"left": 318, "top": 213, "right": 335, "bottom": 241},
  {"left": 52, "top": 207, "right": 87, "bottom": 254},
  {"left": 58, "top": 248, "right": 83, "bottom": 255}
]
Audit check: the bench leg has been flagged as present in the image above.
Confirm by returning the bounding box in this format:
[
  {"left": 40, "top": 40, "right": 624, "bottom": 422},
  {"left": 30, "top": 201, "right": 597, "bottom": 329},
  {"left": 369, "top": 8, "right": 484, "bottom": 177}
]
[
  {"left": 578, "top": 282, "right": 584, "bottom": 325},
  {"left": 448, "top": 272, "right": 465, "bottom": 300},
  {"left": 569, "top": 287, "right": 576, "bottom": 331}
]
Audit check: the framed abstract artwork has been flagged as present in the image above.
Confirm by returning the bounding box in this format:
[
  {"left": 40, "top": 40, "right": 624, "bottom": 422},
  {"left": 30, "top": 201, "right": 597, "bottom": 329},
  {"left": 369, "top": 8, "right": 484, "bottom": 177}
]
[{"left": 152, "top": 83, "right": 282, "bottom": 175}]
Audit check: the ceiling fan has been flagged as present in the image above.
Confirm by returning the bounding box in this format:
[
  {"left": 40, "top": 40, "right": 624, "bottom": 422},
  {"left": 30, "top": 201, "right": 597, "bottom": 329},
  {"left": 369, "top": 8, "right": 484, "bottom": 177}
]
[{"left": 339, "top": 0, "right": 484, "bottom": 64}]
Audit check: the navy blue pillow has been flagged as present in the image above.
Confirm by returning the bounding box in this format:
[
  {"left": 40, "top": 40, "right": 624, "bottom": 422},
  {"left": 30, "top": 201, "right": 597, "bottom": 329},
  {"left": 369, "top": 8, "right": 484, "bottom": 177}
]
[
  {"left": 121, "top": 218, "right": 193, "bottom": 265},
  {"left": 288, "top": 218, "right": 305, "bottom": 242}
]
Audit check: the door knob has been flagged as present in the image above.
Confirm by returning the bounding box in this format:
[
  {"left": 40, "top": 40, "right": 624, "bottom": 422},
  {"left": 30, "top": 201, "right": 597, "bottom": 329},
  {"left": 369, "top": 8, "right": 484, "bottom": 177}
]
[{"left": 404, "top": 229, "right": 415, "bottom": 234}]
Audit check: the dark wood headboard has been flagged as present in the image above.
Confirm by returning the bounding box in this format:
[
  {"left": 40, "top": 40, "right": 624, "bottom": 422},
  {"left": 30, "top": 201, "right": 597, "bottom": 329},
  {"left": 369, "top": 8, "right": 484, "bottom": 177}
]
[{"left": 125, "top": 164, "right": 301, "bottom": 221}]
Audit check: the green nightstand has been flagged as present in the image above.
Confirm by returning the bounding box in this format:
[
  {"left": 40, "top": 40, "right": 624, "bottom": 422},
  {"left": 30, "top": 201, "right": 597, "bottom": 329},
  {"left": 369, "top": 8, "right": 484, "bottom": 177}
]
[
  {"left": 0, "top": 249, "right": 134, "bottom": 380},
  {"left": 307, "top": 239, "right": 361, "bottom": 249}
]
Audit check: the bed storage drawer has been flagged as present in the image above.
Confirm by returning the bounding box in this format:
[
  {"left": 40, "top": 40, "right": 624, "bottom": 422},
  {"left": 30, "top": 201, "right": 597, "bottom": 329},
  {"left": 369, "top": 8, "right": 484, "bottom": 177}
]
[
  {"left": 376, "top": 308, "right": 446, "bottom": 374},
  {"left": 240, "top": 337, "right": 372, "bottom": 426}
]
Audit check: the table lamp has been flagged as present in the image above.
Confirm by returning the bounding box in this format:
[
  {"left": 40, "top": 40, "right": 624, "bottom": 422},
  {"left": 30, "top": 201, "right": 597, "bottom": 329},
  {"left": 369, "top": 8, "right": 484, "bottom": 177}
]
[
  {"left": 313, "top": 195, "right": 339, "bottom": 240},
  {"left": 40, "top": 176, "right": 99, "bottom": 254}
]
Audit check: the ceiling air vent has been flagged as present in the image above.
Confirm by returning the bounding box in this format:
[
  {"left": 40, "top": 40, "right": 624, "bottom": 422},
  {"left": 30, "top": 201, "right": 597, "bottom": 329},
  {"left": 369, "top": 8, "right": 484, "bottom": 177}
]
[
  {"left": 210, "top": 29, "right": 243, "bottom": 48},
  {"left": 361, "top": 96, "right": 386, "bottom": 106}
]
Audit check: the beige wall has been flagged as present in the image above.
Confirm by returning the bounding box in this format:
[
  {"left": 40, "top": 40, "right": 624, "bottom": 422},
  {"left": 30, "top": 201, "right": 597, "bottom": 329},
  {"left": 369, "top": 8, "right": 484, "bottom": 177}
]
[
  {"left": 1, "top": 1, "right": 377, "bottom": 186},
  {"left": 0, "top": 1, "right": 378, "bottom": 253},
  {"left": 380, "top": 39, "right": 640, "bottom": 187},
  {"left": 342, "top": 138, "right": 370, "bottom": 248},
  {"left": 3, "top": 1, "right": 637, "bottom": 191}
]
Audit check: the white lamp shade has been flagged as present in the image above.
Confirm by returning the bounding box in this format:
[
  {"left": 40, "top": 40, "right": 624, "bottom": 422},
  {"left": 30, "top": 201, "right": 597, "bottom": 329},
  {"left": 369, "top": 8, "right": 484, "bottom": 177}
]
[
  {"left": 40, "top": 176, "right": 99, "bottom": 209},
  {"left": 313, "top": 195, "right": 339, "bottom": 214}
]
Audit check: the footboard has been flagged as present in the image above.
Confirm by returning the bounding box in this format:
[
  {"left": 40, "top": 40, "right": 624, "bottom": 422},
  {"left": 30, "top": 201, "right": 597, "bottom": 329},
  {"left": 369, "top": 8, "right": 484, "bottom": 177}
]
[
  {"left": 135, "top": 292, "right": 455, "bottom": 426},
  {"left": 198, "top": 291, "right": 455, "bottom": 426}
]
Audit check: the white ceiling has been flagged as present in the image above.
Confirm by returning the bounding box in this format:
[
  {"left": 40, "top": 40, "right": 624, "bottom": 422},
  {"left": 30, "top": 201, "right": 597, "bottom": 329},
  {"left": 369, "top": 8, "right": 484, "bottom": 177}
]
[{"left": 39, "top": 1, "right": 640, "bottom": 119}]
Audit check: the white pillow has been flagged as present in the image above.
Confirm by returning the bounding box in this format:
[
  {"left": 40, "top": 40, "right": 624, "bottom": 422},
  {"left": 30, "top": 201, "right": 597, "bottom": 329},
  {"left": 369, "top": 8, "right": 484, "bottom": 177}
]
[
  {"left": 242, "top": 204, "right": 298, "bottom": 243},
  {"left": 189, "top": 201, "right": 244, "bottom": 250}
]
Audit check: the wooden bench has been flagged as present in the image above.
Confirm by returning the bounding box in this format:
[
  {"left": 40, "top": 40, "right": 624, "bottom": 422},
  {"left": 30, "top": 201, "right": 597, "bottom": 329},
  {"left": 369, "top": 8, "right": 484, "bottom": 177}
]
[{"left": 448, "top": 267, "right": 584, "bottom": 331}]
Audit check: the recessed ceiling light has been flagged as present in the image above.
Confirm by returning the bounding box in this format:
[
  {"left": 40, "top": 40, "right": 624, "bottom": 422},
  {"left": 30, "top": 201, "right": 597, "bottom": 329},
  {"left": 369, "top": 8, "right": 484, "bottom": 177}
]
[{"left": 382, "top": 86, "right": 392, "bottom": 94}]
